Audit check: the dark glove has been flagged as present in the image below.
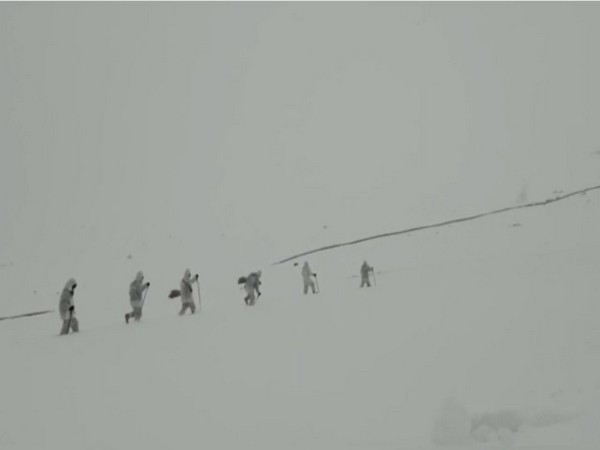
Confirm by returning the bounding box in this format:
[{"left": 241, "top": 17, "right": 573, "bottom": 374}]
[
  {"left": 68, "top": 305, "right": 75, "bottom": 312},
  {"left": 313, "top": 273, "right": 317, "bottom": 277},
  {"left": 146, "top": 282, "right": 151, "bottom": 287},
  {"left": 257, "top": 291, "right": 261, "bottom": 297},
  {"left": 72, "top": 283, "right": 77, "bottom": 289}
]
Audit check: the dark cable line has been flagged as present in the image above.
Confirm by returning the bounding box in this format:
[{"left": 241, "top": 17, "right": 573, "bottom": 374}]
[{"left": 274, "top": 184, "right": 600, "bottom": 265}]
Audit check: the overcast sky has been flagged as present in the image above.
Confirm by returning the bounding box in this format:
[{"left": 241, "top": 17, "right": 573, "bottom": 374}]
[{"left": 2, "top": 3, "right": 600, "bottom": 312}]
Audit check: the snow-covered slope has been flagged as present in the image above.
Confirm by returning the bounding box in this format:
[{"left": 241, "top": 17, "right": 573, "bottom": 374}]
[
  {"left": 1, "top": 192, "right": 599, "bottom": 450},
  {"left": 3, "top": 3, "right": 600, "bottom": 449}
]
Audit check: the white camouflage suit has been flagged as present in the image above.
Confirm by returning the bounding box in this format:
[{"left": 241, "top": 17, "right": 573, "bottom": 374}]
[
  {"left": 244, "top": 271, "right": 262, "bottom": 306},
  {"left": 59, "top": 278, "right": 79, "bottom": 335},
  {"left": 179, "top": 269, "right": 198, "bottom": 315},
  {"left": 360, "top": 261, "right": 373, "bottom": 288},
  {"left": 126, "top": 271, "right": 149, "bottom": 323},
  {"left": 301, "top": 262, "right": 316, "bottom": 294}
]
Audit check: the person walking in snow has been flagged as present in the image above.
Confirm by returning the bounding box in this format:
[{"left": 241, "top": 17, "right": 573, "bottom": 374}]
[
  {"left": 301, "top": 261, "right": 317, "bottom": 294},
  {"left": 360, "top": 261, "right": 374, "bottom": 288},
  {"left": 243, "top": 270, "right": 262, "bottom": 306},
  {"left": 59, "top": 278, "right": 79, "bottom": 335},
  {"left": 125, "top": 271, "right": 150, "bottom": 323},
  {"left": 179, "top": 269, "right": 198, "bottom": 315}
]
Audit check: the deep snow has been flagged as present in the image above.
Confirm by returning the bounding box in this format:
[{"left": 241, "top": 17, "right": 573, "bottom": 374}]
[{"left": 1, "top": 193, "right": 599, "bottom": 450}]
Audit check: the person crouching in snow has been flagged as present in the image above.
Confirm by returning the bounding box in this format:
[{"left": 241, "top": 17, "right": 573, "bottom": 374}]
[
  {"left": 125, "top": 271, "right": 150, "bottom": 323},
  {"left": 59, "top": 278, "right": 79, "bottom": 335},
  {"left": 179, "top": 269, "right": 198, "bottom": 315},
  {"left": 244, "top": 270, "right": 262, "bottom": 306}
]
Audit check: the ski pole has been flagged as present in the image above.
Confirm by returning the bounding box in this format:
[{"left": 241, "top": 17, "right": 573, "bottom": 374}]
[
  {"left": 372, "top": 268, "right": 376, "bottom": 286},
  {"left": 314, "top": 274, "right": 320, "bottom": 293}
]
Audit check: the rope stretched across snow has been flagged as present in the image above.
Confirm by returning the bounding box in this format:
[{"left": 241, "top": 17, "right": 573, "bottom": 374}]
[
  {"left": 0, "top": 310, "right": 53, "bottom": 321},
  {"left": 274, "top": 183, "right": 600, "bottom": 265}
]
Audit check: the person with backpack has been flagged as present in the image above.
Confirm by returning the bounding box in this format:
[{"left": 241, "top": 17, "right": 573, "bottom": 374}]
[
  {"left": 125, "top": 271, "right": 150, "bottom": 323},
  {"left": 360, "top": 261, "right": 374, "bottom": 288},
  {"left": 301, "top": 261, "right": 317, "bottom": 294},
  {"left": 243, "top": 270, "right": 262, "bottom": 306},
  {"left": 59, "top": 278, "right": 79, "bottom": 335},
  {"left": 179, "top": 269, "right": 198, "bottom": 315}
]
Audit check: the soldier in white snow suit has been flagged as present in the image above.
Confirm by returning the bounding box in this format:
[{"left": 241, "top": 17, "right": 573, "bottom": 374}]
[
  {"left": 125, "top": 271, "right": 150, "bottom": 323},
  {"left": 244, "top": 271, "right": 262, "bottom": 306},
  {"left": 59, "top": 278, "right": 79, "bottom": 335},
  {"left": 301, "top": 261, "right": 317, "bottom": 294},
  {"left": 360, "top": 261, "right": 374, "bottom": 288},
  {"left": 179, "top": 269, "right": 198, "bottom": 315}
]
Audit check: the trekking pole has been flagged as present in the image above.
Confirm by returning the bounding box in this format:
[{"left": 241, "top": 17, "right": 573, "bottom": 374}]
[
  {"left": 195, "top": 279, "right": 201, "bottom": 310},
  {"left": 372, "top": 268, "right": 376, "bottom": 286},
  {"left": 314, "top": 274, "right": 320, "bottom": 293},
  {"left": 141, "top": 285, "right": 150, "bottom": 309}
]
